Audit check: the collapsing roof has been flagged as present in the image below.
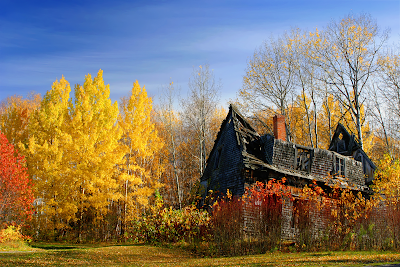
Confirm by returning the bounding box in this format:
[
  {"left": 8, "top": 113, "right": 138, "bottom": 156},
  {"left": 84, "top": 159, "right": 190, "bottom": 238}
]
[
  {"left": 328, "top": 123, "right": 376, "bottom": 184},
  {"left": 201, "top": 105, "right": 373, "bottom": 197}
]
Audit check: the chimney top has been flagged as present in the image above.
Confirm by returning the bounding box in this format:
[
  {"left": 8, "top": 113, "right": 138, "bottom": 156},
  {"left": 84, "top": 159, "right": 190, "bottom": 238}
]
[{"left": 273, "top": 114, "right": 286, "bottom": 141}]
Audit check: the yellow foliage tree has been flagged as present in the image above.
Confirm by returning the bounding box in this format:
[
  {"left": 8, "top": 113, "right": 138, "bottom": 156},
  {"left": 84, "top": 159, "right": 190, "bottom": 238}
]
[
  {"left": 22, "top": 76, "right": 74, "bottom": 235},
  {"left": 70, "top": 70, "right": 124, "bottom": 238},
  {"left": 317, "top": 94, "right": 344, "bottom": 149},
  {"left": 291, "top": 93, "right": 314, "bottom": 147},
  {"left": 373, "top": 154, "right": 400, "bottom": 203},
  {"left": 118, "top": 81, "right": 163, "bottom": 228},
  {"left": 23, "top": 70, "right": 125, "bottom": 240}
]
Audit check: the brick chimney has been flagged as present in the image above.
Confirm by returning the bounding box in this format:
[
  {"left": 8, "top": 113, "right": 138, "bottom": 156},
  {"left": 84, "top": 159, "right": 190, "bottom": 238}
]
[{"left": 273, "top": 114, "right": 286, "bottom": 141}]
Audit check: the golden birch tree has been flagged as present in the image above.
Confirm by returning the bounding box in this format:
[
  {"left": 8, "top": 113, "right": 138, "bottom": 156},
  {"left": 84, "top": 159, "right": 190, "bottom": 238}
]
[
  {"left": 22, "top": 76, "right": 74, "bottom": 237},
  {"left": 69, "top": 70, "right": 124, "bottom": 239},
  {"left": 25, "top": 70, "right": 125, "bottom": 239},
  {"left": 118, "top": 80, "right": 163, "bottom": 230}
]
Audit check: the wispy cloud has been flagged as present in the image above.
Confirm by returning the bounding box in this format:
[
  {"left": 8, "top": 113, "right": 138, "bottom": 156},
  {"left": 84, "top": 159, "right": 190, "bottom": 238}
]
[{"left": 1, "top": 0, "right": 399, "bottom": 105}]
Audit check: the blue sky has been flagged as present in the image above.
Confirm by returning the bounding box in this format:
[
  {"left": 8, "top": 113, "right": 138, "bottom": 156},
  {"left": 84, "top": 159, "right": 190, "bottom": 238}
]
[{"left": 1, "top": 0, "right": 399, "bottom": 106}]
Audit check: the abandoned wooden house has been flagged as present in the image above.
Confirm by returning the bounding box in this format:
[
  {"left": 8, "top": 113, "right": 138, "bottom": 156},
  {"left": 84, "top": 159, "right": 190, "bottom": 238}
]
[{"left": 200, "top": 104, "right": 375, "bottom": 239}]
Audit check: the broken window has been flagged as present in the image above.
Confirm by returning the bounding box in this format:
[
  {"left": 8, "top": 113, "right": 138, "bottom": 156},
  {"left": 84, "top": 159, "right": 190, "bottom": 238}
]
[
  {"left": 336, "top": 133, "right": 347, "bottom": 153},
  {"left": 295, "top": 146, "right": 312, "bottom": 173},
  {"left": 243, "top": 169, "right": 254, "bottom": 183},
  {"left": 291, "top": 199, "right": 300, "bottom": 228},
  {"left": 334, "top": 156, "right": 345, "bottom": 177}
]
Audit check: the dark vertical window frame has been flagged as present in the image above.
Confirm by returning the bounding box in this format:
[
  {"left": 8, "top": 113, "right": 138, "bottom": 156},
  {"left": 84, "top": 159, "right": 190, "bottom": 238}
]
[
  {"left": 334, "top": 154, "right": 346, "bottom": 177},
  {"left": 214, "top": 146, "right": 223, "bottom": 169}
]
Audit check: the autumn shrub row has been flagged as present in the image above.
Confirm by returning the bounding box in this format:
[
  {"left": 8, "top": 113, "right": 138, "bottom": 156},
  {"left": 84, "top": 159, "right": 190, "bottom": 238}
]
[
  {"left": 201, "top": 151, "right": 400, "bottom": 255},
  {"left": 19, "top": 178, "right": 400, "bottom": 255},
  {"left": 285, "top": 182, "right": 400, "bottom": 252},
  {"left": 127, "top": 203, "right": 212, "bottom": 245},
  {"left": 199, "top": 180, "right": 400, "bottom": 255},
  {"left": 201, "top": 155, "right": 400, "bottom": 254},
  {"left": 122, "top": 180, "right": 287, "bottom": 255}
]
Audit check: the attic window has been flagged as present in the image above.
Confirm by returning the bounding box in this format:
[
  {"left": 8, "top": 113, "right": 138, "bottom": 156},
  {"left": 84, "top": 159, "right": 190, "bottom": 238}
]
[
  {"left": 295, "top": 146, "right": 312, "bottom": 173},
  {"left": 337, "top": 133, "right": 346, "bottom": 153}
]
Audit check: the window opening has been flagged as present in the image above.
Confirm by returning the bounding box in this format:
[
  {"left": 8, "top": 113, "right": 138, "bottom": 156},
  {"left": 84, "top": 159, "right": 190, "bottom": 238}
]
[
  {"left": 291, "top": 199, "right": 300, "bottom": 228},
  {"left": 335, "top": 156, "right": 345, "bottom": 177},
  {"left": 337, "top": 133, "right": 346, "bottom": 153},
  {"left": 295, "top": 146, "right": 312, "bottom": 173},
  {"left": 214, "top": 147, "right": 222, "bottom": 169}
]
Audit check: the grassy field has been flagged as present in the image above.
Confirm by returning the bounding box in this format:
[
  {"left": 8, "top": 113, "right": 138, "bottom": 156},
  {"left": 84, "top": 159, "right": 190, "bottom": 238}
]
[{"left": 1, "top": 243, "right": 400, "bottom": 266}]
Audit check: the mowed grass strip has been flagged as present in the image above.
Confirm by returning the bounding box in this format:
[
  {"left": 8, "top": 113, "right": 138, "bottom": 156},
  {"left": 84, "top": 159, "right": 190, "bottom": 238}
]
[
  {"left": 1, "top": 243, "right": 400, "bottom": 266},
  {"left": 0, "top": 244, "right": 193, "bottom": 266}
]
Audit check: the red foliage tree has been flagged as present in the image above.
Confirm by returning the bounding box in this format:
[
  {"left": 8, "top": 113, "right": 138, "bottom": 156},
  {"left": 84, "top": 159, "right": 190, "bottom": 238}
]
[{"left": 0, "top": 132, "right": 33, "bottom": 225}]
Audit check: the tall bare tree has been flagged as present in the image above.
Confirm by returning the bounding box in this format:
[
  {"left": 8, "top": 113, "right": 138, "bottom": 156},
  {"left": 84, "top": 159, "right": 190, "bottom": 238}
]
[
  {"left": 181, "top": 64, "right": 220, "bottom": 177},
  {"left": 240, "top": 35, "right": 296, "bottom": 116},
  {"left": 314, "top": 14, "right": 388, "bottom": 149},
  {"left": 240, "top": 34, "right": 297, "bottom": 140},
  {"left": 367, "top": 83, "right": 392, "bottom": 156},
  {"left": 360, "top": 50, "right": 400, "bottom": 159},
  {"left": 377, "top": 51, "right": 400, "bottom": 124},
  {"left": 157, "top": 81, "right": 182, "bottom": 209}
]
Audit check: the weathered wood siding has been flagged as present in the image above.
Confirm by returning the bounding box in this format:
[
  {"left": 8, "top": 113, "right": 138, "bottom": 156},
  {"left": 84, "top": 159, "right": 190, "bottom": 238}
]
[
  {"left": 202, "top": 111, "right": 245, "bottom": 196},
  {"left": 269, "top": 139, "right": 365, "bottom": 188}
]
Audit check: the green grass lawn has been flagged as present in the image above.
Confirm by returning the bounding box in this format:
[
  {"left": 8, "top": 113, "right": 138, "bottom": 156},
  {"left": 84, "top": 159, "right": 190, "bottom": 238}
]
[{"left": 1, "top": 243, "right": 400, "bottom": 266}]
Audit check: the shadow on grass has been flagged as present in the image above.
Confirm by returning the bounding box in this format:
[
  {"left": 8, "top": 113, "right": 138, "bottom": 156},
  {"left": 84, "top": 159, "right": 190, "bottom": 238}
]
[
  {"left": 29, "top": 242, "right": 145, "bottom": 251},
  {"left": 30, "top": 244, "right": 77, "bottom": 250},
  {"left": 309, "top": 252, "right": 333, "bottom": 257}
]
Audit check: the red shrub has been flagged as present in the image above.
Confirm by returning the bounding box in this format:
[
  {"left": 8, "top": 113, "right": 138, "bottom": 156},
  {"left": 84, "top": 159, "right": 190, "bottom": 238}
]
[{"left": 0, "top": 132, "right": 34, "bottom": 225}]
